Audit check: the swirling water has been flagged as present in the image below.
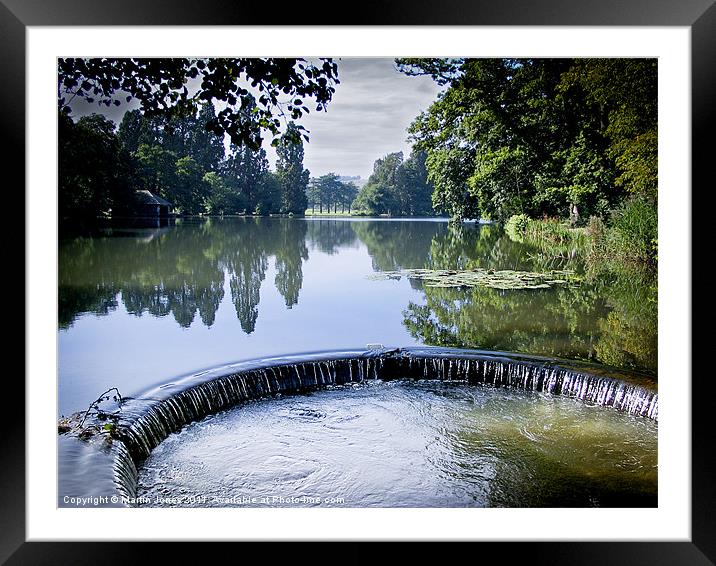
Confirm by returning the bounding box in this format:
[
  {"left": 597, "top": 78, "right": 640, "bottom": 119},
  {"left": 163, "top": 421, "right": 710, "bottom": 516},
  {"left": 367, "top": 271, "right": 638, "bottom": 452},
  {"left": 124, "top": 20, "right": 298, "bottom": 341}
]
[{"left": 136, "top": 380, "right": 657, "bottom": 508}]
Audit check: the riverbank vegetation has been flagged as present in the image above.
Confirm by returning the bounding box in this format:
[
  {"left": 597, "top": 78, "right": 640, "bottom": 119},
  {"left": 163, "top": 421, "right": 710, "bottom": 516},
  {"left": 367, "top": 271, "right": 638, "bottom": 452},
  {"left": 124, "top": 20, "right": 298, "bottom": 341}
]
[
  {"left": 60, "top": 103, "right": 311, "bottom": 220},
  {"left": 398, "top": 58, "right": 657, "bottom": 268}
]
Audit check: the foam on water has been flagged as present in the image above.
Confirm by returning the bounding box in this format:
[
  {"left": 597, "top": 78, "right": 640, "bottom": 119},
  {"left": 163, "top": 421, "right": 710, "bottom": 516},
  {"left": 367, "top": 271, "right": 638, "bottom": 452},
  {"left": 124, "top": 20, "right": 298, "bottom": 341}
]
[{"left": 135, "top": 379, "right": 657, "bottom": 508}]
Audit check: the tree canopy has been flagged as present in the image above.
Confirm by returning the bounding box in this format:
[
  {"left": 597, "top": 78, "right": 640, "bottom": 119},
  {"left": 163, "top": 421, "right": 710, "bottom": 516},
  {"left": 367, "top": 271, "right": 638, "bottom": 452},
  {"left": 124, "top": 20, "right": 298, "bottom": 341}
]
[
  {"left": 352, "top": 150, "right": 435, "bottom": 216},
  {"left": 397, "top": 58, "right": 657, "bottom": 221},
  {"left": 306, "top": 174, "right": 358, "bottom": 214},
  {"left": 276, "top": 123, "right": 310, "bottom": 214},
  {"left": 58, "top": 57, "right": 339, "bottom": 149}
]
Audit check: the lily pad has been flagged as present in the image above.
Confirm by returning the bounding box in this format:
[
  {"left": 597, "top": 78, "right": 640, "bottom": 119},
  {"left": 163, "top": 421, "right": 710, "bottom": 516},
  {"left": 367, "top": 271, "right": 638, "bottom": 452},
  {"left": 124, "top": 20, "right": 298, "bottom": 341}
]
[{"left": 367, "top": 268, "right": 578, "bottom": 290}]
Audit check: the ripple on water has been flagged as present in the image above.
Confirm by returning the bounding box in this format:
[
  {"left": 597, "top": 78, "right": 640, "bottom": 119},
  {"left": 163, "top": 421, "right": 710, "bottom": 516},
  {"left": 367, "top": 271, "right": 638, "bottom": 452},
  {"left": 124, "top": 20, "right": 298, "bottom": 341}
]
[{"left": 136, "top": 380, "right": 657, "bottom": 508}]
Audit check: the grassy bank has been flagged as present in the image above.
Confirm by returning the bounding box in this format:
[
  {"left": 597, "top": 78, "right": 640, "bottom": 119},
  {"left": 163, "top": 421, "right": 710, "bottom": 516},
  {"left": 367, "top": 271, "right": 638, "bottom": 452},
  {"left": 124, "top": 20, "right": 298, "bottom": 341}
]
[
  {"left": 505, "top": 198, "right": 657, "bottom": 272},
  {"left": 504, "top": 214, "right": 588, "bottom": 271}
]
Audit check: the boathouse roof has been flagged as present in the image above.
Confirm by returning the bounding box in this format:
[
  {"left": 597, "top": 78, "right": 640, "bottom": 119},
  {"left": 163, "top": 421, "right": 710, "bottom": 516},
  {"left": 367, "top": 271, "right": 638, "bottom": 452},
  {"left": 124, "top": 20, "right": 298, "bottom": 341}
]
[{"left": 135, "top": 190, "right": 172, "bottom": 207}]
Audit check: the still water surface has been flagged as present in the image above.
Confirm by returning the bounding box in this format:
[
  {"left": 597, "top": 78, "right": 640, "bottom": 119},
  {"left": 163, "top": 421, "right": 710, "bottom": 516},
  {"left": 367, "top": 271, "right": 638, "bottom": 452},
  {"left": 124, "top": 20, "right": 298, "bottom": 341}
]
[
  {"left": 136, "top": 380, "right": 657, "bottom": 507},
  {"left": 59, "top": 217, "right": 657, "bottom": 415}
]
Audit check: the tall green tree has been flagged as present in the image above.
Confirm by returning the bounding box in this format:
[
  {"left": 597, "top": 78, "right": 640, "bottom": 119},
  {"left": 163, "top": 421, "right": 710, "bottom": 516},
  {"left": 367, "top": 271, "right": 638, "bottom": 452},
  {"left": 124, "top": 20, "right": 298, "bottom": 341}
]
[
  {"left": 398, "top": 58, "right": 653, "bottom": 221},
  {"left": 117, "top": 109, "right": 157, "bottom": 154},
  {"left": 276, "top": 123, "right": 309, "bottom": 214},
  {"left": 224, "top": 142, "right": 271, "bottom": 213},
  {"left": 395, "top": 150, "right": 434, "bottom": 215},
  {"left": 255, "top": 172, "right": 283, "bottom": 215},
  {"left": 306, "top": 178, "right": 323, "bottom": 213},
  {"left": 203, "top": 172, "right": 241, "bottom": 215},
  {"left": 352, "top": 150, "right": 435, "bottom": 216},
  {"left": 59, "top": 112, "right": 136, "bottom": 220},
  {"left": 190, "top": 102, "right": 225, "bottom": 172},
  {"left": 352, "top": 152, "right": 403, "bottom": 215},
  {"left": 559, "top": 59, "right": 657, "bottom": 201},
  {"left": 339, "top": 181, "right": 359, "bottom": 214},
  {"left": 309, "top": 173, "right": 343, "bottom": 213},
  {"left": 135, "top": 143, "right": 177, "bottom": 200},
  {"left": 174, "top": 156, "right": 209, "bottom": 214}
]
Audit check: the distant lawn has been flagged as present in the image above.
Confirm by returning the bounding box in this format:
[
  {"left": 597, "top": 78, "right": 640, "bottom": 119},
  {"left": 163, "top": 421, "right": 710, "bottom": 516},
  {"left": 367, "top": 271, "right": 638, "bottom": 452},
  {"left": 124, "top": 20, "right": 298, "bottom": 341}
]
[{"left": 305, "top": 210, "right": 355, "bottom": 216}]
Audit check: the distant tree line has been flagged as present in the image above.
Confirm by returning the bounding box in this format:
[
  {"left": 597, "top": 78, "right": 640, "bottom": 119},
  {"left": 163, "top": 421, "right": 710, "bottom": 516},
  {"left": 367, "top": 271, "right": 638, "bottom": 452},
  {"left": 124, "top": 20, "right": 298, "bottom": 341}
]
[
  {"left": 306, "top": 173, "right": 359, "bottom": 214},
  {"left": 351, "top": 150, "right": 436, "bottom": 216}
]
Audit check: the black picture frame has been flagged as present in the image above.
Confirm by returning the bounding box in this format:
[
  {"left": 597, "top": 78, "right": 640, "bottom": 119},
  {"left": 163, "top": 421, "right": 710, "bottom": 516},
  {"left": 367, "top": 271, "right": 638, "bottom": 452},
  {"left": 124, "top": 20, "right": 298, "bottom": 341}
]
[{"left": 6, "top": 1, "right": 710, "bottom": 563}]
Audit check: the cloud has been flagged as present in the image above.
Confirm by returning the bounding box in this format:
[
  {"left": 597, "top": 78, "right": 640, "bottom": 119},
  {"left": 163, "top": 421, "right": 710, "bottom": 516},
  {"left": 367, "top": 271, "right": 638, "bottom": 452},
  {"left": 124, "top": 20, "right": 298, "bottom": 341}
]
[
  {"left": 67, "top": 57, "right": 443, "bottom": 180},
  {"left": 268, "top": 57, "right": 442, "bottom": 179}
]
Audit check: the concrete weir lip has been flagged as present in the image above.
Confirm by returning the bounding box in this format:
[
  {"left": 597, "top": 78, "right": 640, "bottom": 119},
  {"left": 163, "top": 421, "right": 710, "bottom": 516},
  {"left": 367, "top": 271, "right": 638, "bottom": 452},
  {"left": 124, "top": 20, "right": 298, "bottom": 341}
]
[{"left": 58, "top": 346, "right": 658, "bottom": 507}]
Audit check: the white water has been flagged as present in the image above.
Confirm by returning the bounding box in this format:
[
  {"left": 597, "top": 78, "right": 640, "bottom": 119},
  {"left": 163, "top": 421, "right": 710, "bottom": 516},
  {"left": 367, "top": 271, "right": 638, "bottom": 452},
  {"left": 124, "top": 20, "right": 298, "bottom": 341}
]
[{"left": 136, "top": 380, "right": 657, "bottom": 508}]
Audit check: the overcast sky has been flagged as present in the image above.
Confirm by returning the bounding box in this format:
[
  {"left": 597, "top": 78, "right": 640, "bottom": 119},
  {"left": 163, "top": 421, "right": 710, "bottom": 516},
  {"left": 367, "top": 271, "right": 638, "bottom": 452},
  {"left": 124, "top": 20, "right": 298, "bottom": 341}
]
[
  {"left": 281, "top": 57, "right": 442, "bottom": 179},
  {"left": 69, "top": 57, "right": 442, "bottom": 180}
]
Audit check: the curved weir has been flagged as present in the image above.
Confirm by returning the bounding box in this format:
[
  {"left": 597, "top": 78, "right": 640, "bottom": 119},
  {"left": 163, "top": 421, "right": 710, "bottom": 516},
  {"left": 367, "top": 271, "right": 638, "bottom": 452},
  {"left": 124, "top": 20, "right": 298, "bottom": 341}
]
[{"left": 71, "top": 347, "right": 657, "bottom": 506}]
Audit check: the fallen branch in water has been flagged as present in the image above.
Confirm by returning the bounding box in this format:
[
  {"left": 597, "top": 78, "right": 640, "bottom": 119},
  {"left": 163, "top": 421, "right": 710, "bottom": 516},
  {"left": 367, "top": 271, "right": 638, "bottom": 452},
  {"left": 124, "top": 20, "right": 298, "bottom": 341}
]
[{"left": 78, "top": 387, "right": 124, "bottom": 428}]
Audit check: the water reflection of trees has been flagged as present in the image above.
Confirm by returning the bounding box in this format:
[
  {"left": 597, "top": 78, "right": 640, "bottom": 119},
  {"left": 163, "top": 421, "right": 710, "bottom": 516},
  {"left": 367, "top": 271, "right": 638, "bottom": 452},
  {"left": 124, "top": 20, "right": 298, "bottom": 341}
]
[
  {"left": 275, "top": 220, "right": 308, "bottom": 308},
  {"left": 59, "top": 218, "right": 309, "bottom": 332},
  {"left": 356, "top": 221, "right": 657, "bottom": 375},
  {"left": 403, "top": 284, "right": 608, "bottom": 364},
  {"left": 592, "top": 267, "right": 657, "bottom": 373},
  {"left": 59, "top": 218, "right": 657, "bottom": 374},
  {"left": 305, "top": 219, "right": 358, "bottom": 255},
  {"left": 351, "top": 220, "right": 445, "bottom": 271}
]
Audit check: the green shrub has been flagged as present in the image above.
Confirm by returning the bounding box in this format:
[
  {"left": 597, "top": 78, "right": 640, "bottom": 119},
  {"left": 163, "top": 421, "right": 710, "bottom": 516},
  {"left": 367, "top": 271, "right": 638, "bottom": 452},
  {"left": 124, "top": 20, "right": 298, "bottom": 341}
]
[
  {"left": 505, "top": 213, "right": 530, "bottom": 240},
  {"left": 504, "top": 215, "right": 588, "bottom": 266}
]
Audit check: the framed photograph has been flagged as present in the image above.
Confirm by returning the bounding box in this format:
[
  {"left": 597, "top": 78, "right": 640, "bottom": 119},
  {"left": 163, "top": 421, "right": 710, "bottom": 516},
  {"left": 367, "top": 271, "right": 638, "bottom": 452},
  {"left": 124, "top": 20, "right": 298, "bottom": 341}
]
[{"left": 8, "top": 0, "right": 710, "bottom": 562}]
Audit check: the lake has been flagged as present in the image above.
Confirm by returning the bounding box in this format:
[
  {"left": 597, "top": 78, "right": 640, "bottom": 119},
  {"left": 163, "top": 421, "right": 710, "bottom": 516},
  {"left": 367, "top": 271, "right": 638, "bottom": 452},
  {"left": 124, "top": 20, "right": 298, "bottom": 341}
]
[{"left": 58, "top": 217, "right": 657, "bottom": 416}]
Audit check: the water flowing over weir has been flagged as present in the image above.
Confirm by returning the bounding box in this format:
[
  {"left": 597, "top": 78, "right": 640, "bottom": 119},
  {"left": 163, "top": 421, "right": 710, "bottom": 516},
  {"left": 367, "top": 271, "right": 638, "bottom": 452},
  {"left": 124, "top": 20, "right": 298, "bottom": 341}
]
[{"left": 79, "top": 347, "right": 657, "bottom": 505}]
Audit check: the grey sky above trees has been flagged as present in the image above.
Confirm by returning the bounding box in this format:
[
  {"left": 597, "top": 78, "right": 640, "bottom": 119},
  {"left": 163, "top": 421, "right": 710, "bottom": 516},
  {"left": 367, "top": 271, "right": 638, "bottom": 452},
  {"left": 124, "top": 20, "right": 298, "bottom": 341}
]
[{"left": 67, "top": 57, "right": 442, "bottom": 180}]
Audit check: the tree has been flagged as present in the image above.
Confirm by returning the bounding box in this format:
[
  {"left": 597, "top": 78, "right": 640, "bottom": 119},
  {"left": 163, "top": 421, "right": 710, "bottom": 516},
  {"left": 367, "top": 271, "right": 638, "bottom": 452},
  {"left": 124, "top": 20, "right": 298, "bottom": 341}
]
[
  {"left": 117, "top": 109, "right": 156, "bottom": 154},
  {"left": 352, "top": 150, "right": 435, "bottom": 216},
  {"left": 352, "top": 152, "right": 402, "bottom": 215},
  {"left": 174, "top": 156, "right": 208, "bottom": 214},
  {"left": 395, "top": 150, "right": 434, "bottom": 215},
  {"left": 203, "top": 172, "right": 240, "bottom": 215},
  {"left": 255, "top": 172, "right": 282, "bottom": 215},
  {"left": 135, "top": 143, "right": 177, "bottom": 200},
  {"left": 58, "top": 57, "right": 339, "bottom": 149},
  {"left": 224, "top": 142, "right": 271, "bottom": 213},
  {"left": 352, "top": 182, "right": 397, "bottom": 215},
  {"left": 59, "top": 112, "right": 136, "bottom": 220},
  {"left": 306, "top": 178, "right": 322, "bottom": 213},
  {"left": 276, "top": 123, "right": 309, "bottom": 214},
  {"left": 310, "top": 173, "right": 343, "bottom": 213},
  {"left": 398, "top": 57, "right": 656, "bottom": 221},
  {"left": 190, "top": 102, "right": 225, "bottom": 172},
  {"left": 559, "top": 59, "right": 657, "bottom": 201},
  {"left": 339, "top": 182, "right": 359, "bottom": 214}
]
